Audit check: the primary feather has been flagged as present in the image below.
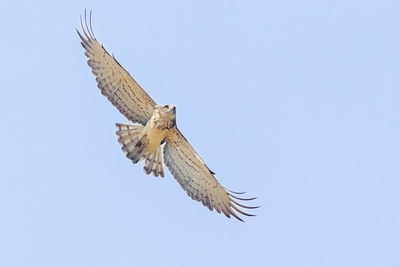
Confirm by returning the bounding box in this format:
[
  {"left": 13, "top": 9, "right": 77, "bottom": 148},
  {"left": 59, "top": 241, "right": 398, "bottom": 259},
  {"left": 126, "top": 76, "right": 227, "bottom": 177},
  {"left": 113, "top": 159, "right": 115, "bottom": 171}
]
[{"left": 77, "top": 11, "right": 157, "bottom": 125}]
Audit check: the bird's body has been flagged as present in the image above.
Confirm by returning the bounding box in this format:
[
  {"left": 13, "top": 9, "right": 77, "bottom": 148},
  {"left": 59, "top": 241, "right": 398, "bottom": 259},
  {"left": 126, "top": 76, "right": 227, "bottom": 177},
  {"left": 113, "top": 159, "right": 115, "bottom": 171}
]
[
  {"left": 77, "top": 11, "right": 258, "bottom": 221},
  {"left": 116, "top": 105, "right": 176, "bottom": 177}
]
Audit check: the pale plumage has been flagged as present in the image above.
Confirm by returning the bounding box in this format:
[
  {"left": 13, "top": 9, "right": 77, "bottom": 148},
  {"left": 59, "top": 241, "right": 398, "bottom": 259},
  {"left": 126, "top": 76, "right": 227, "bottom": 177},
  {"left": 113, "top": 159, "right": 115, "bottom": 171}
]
[
  {"left": 77, "top": 12, "right": 156, "bottom": 125},
  {"left": 78, "top": 11, "right": 258, "bottom": 221}
]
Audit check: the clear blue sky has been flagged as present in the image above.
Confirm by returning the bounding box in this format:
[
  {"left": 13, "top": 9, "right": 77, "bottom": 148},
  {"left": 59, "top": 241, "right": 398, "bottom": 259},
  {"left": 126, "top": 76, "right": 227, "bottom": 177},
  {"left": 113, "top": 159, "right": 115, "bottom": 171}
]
[{"left": 1, "top": 0, "right": 399, "bottom": 266}]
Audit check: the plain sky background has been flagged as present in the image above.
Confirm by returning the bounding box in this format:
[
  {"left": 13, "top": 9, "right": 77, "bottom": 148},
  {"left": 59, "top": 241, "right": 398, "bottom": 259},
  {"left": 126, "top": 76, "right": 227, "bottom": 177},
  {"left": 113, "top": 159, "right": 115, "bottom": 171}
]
[{"left": 1, "top": 0, "right": 399, "bottom": 266}]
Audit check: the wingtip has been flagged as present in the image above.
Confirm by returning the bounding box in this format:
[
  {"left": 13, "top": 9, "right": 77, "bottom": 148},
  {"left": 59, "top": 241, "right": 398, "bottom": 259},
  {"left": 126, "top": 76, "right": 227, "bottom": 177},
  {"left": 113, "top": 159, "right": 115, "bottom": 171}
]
[{"left": 228, "top": 193, "right": 258, "bottom": 201}]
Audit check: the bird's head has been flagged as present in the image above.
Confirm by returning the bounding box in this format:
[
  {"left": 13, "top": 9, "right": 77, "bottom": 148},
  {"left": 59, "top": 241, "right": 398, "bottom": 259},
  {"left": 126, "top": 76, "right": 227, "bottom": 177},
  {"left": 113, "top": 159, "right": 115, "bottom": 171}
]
[{"left": 156, "top": 104, "right": 176, "bottom": 128}]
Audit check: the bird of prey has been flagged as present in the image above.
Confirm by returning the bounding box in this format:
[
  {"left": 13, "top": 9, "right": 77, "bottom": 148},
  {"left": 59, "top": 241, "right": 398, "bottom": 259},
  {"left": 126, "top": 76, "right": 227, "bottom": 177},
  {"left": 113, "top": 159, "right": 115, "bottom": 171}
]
[{"left": 77, "top": 11, "right": 258, "bottom": 221}]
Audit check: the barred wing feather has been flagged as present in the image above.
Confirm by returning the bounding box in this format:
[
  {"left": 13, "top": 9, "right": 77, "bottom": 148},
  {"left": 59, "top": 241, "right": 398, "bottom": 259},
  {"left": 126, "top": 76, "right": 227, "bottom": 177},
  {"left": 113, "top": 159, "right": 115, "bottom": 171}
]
[
  {"left": 77, "top": 12, "right": 157, "bottom": 125},
  {"left": 163, "top": 128, "right": 258, "bottom": 221}
]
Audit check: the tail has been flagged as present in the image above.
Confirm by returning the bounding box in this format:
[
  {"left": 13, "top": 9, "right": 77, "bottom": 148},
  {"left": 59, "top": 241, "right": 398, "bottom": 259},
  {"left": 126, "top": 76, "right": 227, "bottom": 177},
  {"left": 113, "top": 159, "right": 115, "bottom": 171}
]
[
  {"left": 143, "top": 146, "right": 164, "bottom": 177},
  {"left": 115, "top": 123, "right": 164, "bottom": 177}
]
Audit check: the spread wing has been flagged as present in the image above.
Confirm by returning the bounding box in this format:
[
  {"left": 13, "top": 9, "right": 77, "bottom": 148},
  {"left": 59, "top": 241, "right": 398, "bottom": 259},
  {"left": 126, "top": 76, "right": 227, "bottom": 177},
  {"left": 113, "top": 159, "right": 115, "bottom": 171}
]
[
  {"left": 163, "top": 128, "right": 258, "bottom": 221},
  {"left": 77, "top": 11, "right": 157, "bottom": 125}
]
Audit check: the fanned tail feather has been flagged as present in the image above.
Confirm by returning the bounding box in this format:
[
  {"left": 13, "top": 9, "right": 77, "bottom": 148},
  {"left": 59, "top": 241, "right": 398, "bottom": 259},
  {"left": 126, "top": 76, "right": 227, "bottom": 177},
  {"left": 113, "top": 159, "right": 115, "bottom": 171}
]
[
  {"left": 115, "top": 123, "right": 164, "bottom": 177},
  {"left": 144, "top": 147, "right": 164, "bottom": 177},
  {"left": 115, "top": 123, "right": 147, "bottom": 164}
]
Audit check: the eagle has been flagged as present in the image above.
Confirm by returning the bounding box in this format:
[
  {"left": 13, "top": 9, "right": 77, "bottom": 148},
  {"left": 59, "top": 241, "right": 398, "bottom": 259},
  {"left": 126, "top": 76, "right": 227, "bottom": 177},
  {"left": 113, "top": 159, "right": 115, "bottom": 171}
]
[{"left": 77, "top": 11, "right": 258, "bottom": 221}]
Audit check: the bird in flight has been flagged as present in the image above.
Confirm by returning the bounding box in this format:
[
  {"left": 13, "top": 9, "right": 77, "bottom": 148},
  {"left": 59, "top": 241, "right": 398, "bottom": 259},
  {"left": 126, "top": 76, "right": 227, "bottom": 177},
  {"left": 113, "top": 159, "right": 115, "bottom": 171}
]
[{"left": 77, "top": 11, "right": 258, "bottom": 221}]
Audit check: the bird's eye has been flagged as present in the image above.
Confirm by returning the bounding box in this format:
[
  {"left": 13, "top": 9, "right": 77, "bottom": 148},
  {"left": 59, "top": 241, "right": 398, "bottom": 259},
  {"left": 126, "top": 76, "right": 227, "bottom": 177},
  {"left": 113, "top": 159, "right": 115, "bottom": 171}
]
[{"left": 163, "top": 105, "right": 169, "bottom": 110}]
